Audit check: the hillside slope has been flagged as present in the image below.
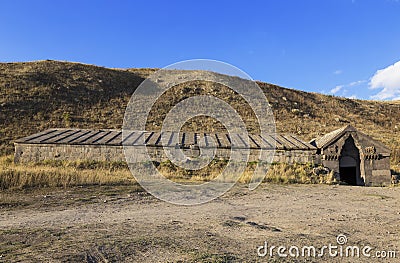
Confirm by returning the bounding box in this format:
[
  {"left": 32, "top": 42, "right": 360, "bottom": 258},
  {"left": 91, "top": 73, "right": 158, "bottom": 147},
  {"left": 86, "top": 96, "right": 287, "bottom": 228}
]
[{"left": 1, "top": 60, "right": 399, "bottom": 165}]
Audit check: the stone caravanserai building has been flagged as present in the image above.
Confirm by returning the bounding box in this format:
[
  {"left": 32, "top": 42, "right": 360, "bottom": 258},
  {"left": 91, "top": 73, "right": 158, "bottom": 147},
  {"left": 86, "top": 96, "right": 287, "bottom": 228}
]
[{"left": 14, "top": 125, "right": 392, "bottom": 186}]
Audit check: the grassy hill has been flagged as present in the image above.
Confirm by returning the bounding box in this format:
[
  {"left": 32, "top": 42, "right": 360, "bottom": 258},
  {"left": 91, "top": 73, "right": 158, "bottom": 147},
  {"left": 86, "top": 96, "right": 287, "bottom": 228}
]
[{"left": 1, "top": 60, "right": 399, "bottom": 166}]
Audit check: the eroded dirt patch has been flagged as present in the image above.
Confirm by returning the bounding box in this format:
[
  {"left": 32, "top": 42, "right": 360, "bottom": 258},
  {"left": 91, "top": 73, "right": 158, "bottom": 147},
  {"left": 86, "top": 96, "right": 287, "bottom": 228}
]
[{"left": 0, "top": 184, "right": 399, "bottom": 262}]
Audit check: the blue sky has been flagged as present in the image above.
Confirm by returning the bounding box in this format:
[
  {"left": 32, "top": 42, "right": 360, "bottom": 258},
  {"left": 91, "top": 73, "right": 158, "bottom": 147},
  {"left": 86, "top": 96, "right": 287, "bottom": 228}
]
[{"left": 1, "top": 0, "right": 399, "bottom": 100}]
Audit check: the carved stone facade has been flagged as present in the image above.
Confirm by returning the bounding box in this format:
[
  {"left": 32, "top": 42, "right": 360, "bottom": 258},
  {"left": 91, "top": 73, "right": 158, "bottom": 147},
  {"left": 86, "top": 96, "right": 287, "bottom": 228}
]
[{"left": 310, "top": 125, "right": 391, "bottom": 186}]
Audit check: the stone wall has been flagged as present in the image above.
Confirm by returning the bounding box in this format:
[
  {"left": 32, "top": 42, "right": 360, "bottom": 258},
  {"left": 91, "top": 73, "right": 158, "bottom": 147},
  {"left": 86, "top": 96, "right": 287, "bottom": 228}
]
[
  {"left": 14, "top": 143, "right": 126, "bottom": 163},
  {"left": 364, "top": 157, "right": 391, "bottom": 186},
  {"left": 14, "top": 143, "right": 318, "bottom": 165}
]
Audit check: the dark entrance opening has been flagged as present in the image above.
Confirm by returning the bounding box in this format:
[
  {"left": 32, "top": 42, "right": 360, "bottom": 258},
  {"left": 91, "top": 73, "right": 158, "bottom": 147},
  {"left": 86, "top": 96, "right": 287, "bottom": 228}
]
[
  {"left": 339, "top": 166, "right": 357, "bottom": 185},
  {"left": 339, "top": 136, "right": 362, "bottom": 186}
]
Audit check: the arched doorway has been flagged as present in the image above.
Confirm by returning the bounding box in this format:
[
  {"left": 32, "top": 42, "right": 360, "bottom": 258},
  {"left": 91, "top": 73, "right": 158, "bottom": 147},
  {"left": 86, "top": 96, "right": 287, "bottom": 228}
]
[{"left": 339, "top": 136, "right": 362, "bottom": 185}]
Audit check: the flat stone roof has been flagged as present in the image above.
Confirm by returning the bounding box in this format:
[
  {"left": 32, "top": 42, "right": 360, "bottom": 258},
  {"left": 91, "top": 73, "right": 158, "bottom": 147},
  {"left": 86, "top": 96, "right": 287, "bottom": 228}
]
[{"left": 15, "top": 128, "right": 316, "bottom": 150}]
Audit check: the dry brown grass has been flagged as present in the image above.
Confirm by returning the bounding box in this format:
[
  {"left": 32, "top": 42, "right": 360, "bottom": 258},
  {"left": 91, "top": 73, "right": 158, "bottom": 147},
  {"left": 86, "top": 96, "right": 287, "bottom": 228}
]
[
  {"left": 155, "top": 160, "right": 334, "bottom": 185},
  {"left": 0, "top": 155, "right": 335, "bottom": 190},
  {"left": 262, "top": 163, "right": 335, "bottom": 184},
  {"left": 0, "top": 156, "right": 135, "bottom": 190}
]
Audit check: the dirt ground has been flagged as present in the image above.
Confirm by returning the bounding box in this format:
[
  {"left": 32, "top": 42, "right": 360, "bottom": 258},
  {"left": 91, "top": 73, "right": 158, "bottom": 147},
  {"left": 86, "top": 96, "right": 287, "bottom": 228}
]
[{"left": 0, "top": 184, "right": 399, "bottom": 262}]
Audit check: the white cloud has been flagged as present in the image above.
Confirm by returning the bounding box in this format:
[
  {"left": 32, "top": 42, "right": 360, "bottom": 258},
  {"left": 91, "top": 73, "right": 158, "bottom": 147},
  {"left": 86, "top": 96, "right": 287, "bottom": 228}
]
[
  {"left": 330, "top": 85, "right": 342, "bottom": 94},
  {"left": 369, "top": 61, "right": 400, "bottom": 100},
  {"left": 333, "top": 70, "right": 343, "bottom": 75},
  {"left": 348, "top": 80, "right": 366, "bottom": 87},
  {"left": 330, "top": 80, "right": 366, "bottom": 96}
]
